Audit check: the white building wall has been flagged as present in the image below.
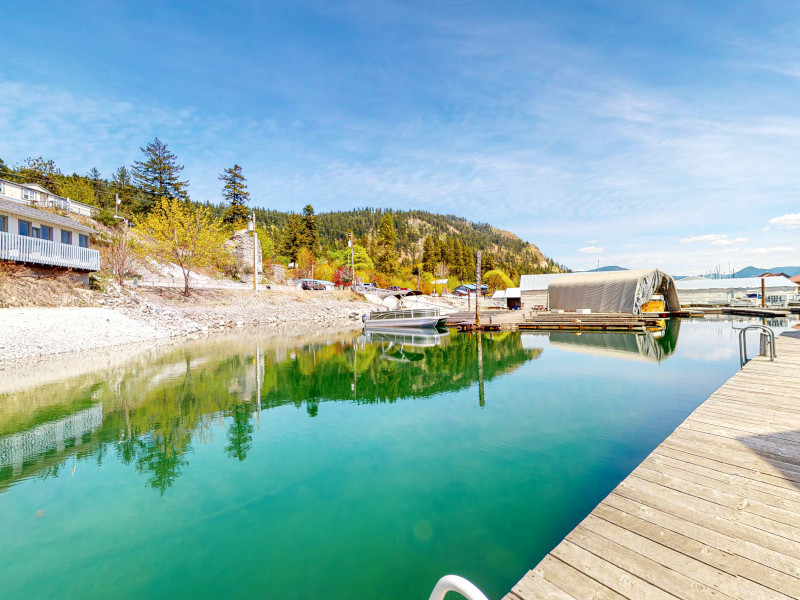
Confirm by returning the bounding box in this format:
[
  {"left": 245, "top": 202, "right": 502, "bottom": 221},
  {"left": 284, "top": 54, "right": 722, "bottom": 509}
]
[{"left": 2, "top": 214, "right": 85, "bottom": 248}]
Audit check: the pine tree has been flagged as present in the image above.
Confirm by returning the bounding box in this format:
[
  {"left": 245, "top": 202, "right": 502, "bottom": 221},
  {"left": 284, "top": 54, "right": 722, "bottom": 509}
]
[
  {"left": 87, "top": 167, "right": 109, "bottom": 209},
  {"left": 300, "top": 204, "right": 320, "bottom": 253},
  {"left": 220, "top": 164, "right": 250, "bottom": 227},
  {"left": 375, "top": 212, "right": 398, "bottom": 275},
  {"left": 422, "top": 235, "right": 437, "bottom": 274},
  {"left": 280, "top": 213, "right": 303, "bottom": 262},
  {"left": 17, "top": 156, "right": 61, "bottom": 190},
  {"left": 110, "top": 166, "right": 135, "bottom": 213},
  {"left": 132, "top": 137, "right": 189, "bottom": 212}
]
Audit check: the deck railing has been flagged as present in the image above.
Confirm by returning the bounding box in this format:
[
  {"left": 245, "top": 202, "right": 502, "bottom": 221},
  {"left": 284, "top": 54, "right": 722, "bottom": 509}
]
[
  {"left": 0, "top": 231, "right": 100, "bottom": 271},
  {"left": 0, "top": 193, "right": 98, "bottom": 217}
]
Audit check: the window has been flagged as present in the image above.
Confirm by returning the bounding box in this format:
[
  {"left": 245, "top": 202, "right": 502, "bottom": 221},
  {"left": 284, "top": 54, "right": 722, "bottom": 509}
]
[
  {"left": 22, "top": 188, "right": 39, "bottom": 202},
  {"left": 18, "top": 220, "right": 31, "bottom": 236},
  {"left": 40, "top": 225, "right": 53, "bottom": 241},
  {"left": 0, "top": 215, "right": 7, "bottom": 232},
  {"left": 0, "top": 181, "right": 4, "bottom": 194},
  {"left": 79, "top": 234, "right": 89, "bottom": 248},
  {"left": 61, "top": 230, "right": 72, "bottom": 245}
]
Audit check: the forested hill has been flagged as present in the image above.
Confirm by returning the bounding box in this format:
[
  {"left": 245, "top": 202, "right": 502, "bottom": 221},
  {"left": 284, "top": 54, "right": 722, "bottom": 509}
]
[
  {"left": 241, "top": 206, "right": 565, "bottom": 278},
  {"left": 1, "top": 151, "right": 564, "bottom": 279}
]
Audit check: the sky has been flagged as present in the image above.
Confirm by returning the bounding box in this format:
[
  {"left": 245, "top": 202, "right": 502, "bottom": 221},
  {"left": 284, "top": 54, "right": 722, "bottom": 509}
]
[{"left": 2, "top": 0, "right": 799, "bottom": 274}]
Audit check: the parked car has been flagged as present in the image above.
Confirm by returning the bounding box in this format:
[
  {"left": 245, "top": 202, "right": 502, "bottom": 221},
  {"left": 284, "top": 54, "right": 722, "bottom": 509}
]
[
  {"left": 300, "top": 279, "right": 335, "bottom": 291},
  {"left": 386, "top": 286, "right": 409, "bottom": 291}
]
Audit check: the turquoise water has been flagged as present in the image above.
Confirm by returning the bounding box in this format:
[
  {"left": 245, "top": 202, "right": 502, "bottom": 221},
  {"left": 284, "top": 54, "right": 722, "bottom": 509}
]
[{"left": 0, "top": 317, "right": 792, "bottom": 599}]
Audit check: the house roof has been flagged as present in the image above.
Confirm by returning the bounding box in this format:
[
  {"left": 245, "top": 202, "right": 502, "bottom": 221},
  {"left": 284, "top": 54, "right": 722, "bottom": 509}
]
[
  {"left": 0, "top": 197, "right": 96, "bottom": 234},
  {"left": 21, "top": 182, "right": 54, "bottom": 194}
]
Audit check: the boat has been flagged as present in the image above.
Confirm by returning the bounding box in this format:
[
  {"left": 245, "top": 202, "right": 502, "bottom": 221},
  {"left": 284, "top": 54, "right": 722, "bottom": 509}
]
[
  {"left": 362, "top": 307, "right": 449, "bottom": 329},
  {"left": 361, "top": 289, "right": 449, "bottom": 329}
]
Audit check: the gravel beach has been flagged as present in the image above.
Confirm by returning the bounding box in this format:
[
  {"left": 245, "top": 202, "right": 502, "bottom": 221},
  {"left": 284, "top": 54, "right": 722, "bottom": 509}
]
[{"left": 0, "top": 286, "right": 371, "bottom": 362}]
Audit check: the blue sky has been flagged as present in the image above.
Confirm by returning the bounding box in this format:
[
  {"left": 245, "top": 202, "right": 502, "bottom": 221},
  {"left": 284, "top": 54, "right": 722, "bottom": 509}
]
[{"left": 2, "top": 0, "right": 799, "bottom": 273}]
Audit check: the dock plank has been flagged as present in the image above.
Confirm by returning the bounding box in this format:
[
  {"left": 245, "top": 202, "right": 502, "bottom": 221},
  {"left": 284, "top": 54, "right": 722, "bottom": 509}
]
[{"left": 505, "top": 335, "right": 800, "bottom": 600}]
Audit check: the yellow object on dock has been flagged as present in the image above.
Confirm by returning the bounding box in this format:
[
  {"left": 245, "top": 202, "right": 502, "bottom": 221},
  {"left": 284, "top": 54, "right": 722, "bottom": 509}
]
[{"left": 505, "top": 334, "right": 800, "bottom": 600}]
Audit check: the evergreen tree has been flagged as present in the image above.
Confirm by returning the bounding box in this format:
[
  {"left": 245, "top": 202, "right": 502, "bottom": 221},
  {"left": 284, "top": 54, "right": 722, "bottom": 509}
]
[
  {"left": 300, "top": 204, "right": 320, "bottom": 252},
  {"left": 375, "top": 212, "right": 398, "bottom": 274},
  {"left": 110, "top": 166, "right": 135, "bottom": 213},
  {"left": 422, "top": 235, "right": 437, "bottom": 274},
  {"left": 17, "top": 156, "right": 61, "bottom": 190},
  {"left": 280, "top": 213, "right": 303, "bottom": 262},
  {"left": 132, "top": 137, "right": 189, "bottom": 211},
  {"left": 220, "top": 164, "right": 250, "bottom": 227}
]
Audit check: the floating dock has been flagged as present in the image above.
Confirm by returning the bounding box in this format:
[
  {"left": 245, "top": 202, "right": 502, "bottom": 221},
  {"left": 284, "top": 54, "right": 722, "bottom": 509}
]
[
  {"left": 448, "top": 312, "right": 669, "bottom": 332},
  {"left": 506, "top": 333, "right": 800, "bottom": 600}
]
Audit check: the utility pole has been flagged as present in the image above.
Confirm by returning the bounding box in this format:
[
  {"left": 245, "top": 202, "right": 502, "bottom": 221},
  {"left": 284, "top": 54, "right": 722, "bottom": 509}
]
[
  {"left": 113, "top": 194, "right": 129, "bottom": 286},
  {"left": 250, "top": 211, "right": 259, "bottom": 293},
  {"left": 476, "top": 250, "right": 482, "bottom": 329},
  {"left": 761, "top": 277, "right": 766, "bottom": 308},
  {"left": 348, "top": 232, "right": 355, "bottom": 289}
]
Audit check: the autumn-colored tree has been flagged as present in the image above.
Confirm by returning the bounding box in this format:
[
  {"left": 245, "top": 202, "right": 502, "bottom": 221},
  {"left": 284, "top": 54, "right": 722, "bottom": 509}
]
[
  {"left": 483, "top": 269, "right": 513, "bottom": 293},
  {"left": 137, "top": 197, "right": 228, "bottom": 296},
  {"left": 296, "top": 247, "right": 315, "bottom": 277}
]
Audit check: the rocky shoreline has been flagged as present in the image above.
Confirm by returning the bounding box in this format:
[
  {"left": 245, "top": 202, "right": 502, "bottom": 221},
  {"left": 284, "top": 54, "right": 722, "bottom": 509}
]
[{"left": 0, "top": 286, "right": 371, "bottom": 362}]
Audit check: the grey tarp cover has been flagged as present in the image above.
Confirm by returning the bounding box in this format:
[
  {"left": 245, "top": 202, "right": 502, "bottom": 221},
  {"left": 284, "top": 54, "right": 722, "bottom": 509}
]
[{"left": 547, "top": 268, "right": 679, "bottom": 314}]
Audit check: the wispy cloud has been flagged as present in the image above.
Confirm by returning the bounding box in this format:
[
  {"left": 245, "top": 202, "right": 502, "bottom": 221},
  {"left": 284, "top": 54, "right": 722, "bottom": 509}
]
[
  {"left": 768, "top": 213, "right": 800, "bottom": 229},
  {"left": 680, "top": 234, "right": 728, "bottom": 244},
  {"left": 579, "top": 246, "right": 604, "bottom": 254}
]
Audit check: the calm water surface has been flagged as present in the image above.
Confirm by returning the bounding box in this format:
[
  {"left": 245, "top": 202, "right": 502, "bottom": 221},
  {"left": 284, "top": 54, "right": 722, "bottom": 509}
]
[{"left": 0, "top": 316, "right": 795, "bottom": 599}]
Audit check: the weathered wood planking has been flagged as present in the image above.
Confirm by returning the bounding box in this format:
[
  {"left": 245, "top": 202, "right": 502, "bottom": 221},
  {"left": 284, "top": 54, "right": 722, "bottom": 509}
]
[{"left": 506, "top": 334, "right": 800, "bottom": 600}]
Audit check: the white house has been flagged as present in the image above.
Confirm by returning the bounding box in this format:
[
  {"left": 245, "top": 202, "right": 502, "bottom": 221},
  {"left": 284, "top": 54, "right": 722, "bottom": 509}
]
[
  {"left": 0, "top": 179, "right": 100, "bottom": 272},
  {"left": 0, "top": 178, "right": 98, "bottom": 217}
]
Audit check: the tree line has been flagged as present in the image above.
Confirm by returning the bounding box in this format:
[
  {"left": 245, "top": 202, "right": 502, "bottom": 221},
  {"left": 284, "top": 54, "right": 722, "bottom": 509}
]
[{"left": 1, "top": 140, "right": 566, "bottom": 293}]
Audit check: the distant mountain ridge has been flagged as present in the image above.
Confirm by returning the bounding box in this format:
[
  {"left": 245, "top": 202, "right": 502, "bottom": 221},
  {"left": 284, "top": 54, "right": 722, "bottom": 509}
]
[
  {"left": 730, "top": 265, "right": 800, "bottom": 278},
  {"left": 582, "top": 265, "right": 627, "bottom": 272}
]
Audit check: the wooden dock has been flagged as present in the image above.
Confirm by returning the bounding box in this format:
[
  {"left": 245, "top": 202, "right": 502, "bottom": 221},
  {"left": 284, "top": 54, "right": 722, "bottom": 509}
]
[
  {"left": 447, "top": 311, "right": 668, "bottom": 332},
  {"left": 506, "top": 333, "right": 800, "bottom": 600}
]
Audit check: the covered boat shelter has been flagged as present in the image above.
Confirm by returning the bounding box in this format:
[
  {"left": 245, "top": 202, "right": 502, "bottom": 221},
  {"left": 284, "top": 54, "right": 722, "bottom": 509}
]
[{"left": 548, "top": 269, "right": 680, "bottom": 314}]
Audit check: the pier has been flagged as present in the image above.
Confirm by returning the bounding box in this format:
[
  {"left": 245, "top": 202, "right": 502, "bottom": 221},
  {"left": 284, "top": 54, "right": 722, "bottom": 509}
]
[{"left": 505, "top": 333, "right": 800, "bottom": 600}]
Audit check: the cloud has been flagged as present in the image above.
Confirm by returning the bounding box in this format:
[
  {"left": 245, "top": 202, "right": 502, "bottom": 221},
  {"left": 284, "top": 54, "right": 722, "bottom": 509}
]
[
  {"left": 579, "top": 246, "right": 604, "bottom": 254},
  {"left": 768, "top": 213, "right": 800, "bottom": 229},
  {"left": 709, "top": 237, "right": 748, "bottom": 246},
  {"left": 748, "top": 246, "right": 795, "bottom": 255},
  {"left": 680, "top": 233, "right": 749, "bottom": 246},
  {"left": 679, "top": 234, "right": 728, "bottom": 244}
]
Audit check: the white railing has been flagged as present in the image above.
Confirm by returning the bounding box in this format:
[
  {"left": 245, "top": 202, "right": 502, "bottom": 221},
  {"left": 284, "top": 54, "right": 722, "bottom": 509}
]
[
  {"left": 0, "top": 231, "right": 100, "bottom": 271},
  {"left": 0, "top": 193, "right": 98, "bottom": 217},
  {"left": 427, "top": 575, "right": 489, "bottom": 600}
]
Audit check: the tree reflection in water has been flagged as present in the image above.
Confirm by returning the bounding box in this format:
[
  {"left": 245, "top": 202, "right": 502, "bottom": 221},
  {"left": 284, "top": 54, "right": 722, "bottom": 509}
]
[{"left": 0, "top": 329, "right": 542, "bottom": 494}]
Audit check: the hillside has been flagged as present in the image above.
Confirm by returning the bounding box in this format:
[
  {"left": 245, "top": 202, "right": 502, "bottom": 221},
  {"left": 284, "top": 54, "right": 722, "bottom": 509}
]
[
  {"left": 0, "top": 153, "right": 564, "bottom": 280},
  {"left": 244, "top": 207, "right": 564, "bottom": 278}
]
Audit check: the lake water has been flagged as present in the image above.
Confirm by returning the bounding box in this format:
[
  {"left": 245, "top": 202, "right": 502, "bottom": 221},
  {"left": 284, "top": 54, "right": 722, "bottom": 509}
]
[{"left": 0, "top": 316, "right": 795, "bottom": 599}]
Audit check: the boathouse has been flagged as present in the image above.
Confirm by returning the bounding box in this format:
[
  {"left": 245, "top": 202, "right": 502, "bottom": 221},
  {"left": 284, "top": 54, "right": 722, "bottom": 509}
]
[{"left": 548, "top": 269, "right": 680, "bottom": 314}]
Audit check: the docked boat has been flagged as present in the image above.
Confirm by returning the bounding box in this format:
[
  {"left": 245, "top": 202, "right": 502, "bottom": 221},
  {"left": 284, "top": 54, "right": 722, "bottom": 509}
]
[{"left": 362, "top": 307, "right": 448, "bottom": 329}]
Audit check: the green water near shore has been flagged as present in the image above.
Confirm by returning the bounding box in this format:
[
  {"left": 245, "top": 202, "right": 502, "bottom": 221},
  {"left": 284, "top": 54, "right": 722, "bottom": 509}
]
[{"left": 0, "top": 317, "right": 792, "bottom": 599}]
